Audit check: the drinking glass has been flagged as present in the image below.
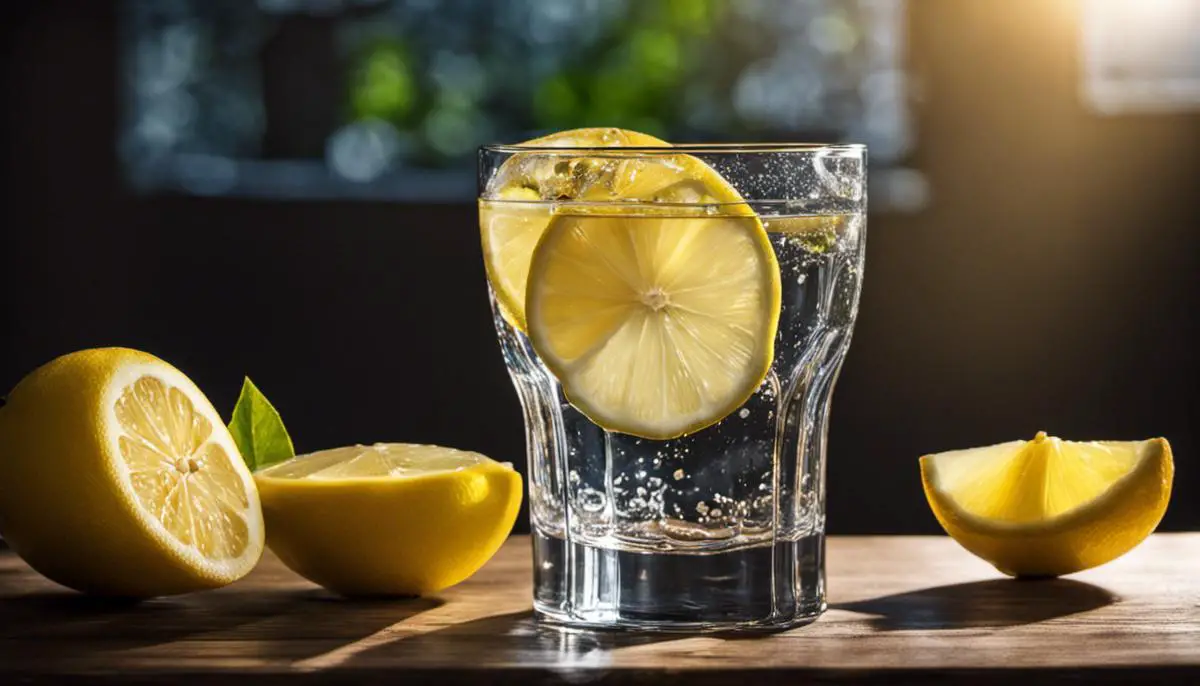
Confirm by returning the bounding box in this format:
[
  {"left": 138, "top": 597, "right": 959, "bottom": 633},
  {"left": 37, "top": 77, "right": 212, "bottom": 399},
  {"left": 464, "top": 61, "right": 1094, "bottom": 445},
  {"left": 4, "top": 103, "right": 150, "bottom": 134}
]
[{"left": 479, "top": 143, "right": 866, "bottom": 631}]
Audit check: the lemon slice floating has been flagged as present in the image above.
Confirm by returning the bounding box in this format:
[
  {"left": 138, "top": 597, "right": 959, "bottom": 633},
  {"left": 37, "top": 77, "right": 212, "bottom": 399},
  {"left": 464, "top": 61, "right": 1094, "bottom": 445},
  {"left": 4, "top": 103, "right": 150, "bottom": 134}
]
[
  {"left": 525, "top": 156, "right": 781, "bottom": 440},
  {"left": 480, "top": 127, "right": 668, "bottom": 330},
  {"left": 255, "top": 443, "right": 521, "bottom": 596},
  {"left": 921, "top": 432, "right": 1173, "bottom": 577},
  {"left": 485, "top": 127, "right": 782, "bottom": 438},
  {"left": 762, "top": 214, "right": 846, "bottom": 254},
  {"left": 0, "top": 348, "right": 264, "bottom": 596}
]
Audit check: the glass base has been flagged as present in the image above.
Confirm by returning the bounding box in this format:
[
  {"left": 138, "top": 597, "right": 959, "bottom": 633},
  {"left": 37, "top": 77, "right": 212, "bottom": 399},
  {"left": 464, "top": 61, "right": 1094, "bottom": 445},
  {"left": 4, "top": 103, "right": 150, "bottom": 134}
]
[{"left": 531, "top": 529, "right": 826, "bottom": 632}]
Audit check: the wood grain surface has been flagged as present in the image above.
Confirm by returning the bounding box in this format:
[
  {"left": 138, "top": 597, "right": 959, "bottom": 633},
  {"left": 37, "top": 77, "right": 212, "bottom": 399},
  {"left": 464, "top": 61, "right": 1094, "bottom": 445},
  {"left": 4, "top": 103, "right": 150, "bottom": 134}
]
[{"left": 1, "top": 535, "right": 1198, "bottom": 685}]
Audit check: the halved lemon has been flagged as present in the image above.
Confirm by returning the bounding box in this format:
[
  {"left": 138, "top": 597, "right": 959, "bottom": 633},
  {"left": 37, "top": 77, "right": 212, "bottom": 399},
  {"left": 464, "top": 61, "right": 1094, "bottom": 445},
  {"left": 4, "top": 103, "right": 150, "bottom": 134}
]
[
  {"left": 479, "top": 127, "right": 669, "bottom": 330},
  {"left": 921, "top": 432, "right": 1173, "bottom": 577},
  {"left": 255, "top": 443, "right": 521, "bottom": 596},
  {"left": 0, "top": 348, "right": 264, "bottom": 596},
  {"left": 524, "top": 156, "right": 781, "bottom": 439}
]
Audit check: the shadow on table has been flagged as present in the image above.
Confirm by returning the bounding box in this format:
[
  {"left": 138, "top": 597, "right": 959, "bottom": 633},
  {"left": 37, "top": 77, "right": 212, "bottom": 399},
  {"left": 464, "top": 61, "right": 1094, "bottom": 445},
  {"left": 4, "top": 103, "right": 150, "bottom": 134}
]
[
  {"left": 342, "top": 610, "right": 683, "bottom": 666},
  {"left": 834, "top": 578, "right": 1118, "bottom": 631},
  {"left": 0, "top": 587, "right": 443, "bottom": 661}
]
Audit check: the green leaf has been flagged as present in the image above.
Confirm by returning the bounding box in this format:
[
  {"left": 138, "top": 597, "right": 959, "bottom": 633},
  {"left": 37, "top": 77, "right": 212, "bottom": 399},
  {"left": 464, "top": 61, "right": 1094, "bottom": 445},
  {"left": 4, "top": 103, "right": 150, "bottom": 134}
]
[{"left": 228, "top": 377, "right": 295, "bottom": 472}]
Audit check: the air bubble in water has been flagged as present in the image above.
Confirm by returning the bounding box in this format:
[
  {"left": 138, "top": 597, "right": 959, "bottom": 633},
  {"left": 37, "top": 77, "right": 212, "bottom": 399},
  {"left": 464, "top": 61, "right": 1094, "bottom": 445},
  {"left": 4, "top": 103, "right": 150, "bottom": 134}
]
[{"left": 578, "top": 488, "right": 606, "bottom": 513}]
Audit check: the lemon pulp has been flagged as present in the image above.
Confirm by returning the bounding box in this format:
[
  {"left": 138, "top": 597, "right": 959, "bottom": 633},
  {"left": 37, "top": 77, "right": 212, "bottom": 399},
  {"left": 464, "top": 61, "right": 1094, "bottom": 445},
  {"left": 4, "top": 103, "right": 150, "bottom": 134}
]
[
  {"left": 116, "top": 376, "right": 252, "bottom": 560},
  {"left": 921, "top": 433, "right": 1173, "bottom": 577}
]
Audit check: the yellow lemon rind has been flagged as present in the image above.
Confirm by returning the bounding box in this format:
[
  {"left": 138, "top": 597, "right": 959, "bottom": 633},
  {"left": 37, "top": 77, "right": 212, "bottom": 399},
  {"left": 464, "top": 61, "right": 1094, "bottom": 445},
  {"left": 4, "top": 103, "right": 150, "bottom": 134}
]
[
  {"left": 254, "top": 450, "right": 521, "bottom": 597},
  {"left": 920, "top": 438, "right": 1173, "bottom": 577}
]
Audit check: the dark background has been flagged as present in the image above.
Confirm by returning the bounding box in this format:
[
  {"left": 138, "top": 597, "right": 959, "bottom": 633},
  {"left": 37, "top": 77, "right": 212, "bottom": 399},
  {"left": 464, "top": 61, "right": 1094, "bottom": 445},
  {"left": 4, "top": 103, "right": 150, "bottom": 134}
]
[{"left": 2, "top": 0, "right": 1197, "bottom": 535}]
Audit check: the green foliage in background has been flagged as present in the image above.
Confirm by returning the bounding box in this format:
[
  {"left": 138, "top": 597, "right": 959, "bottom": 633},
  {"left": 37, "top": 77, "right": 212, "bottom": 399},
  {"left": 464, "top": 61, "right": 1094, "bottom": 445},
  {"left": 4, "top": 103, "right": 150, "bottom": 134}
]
[{"left": 343, "top": 0, "right": 731, "bottom": 166}]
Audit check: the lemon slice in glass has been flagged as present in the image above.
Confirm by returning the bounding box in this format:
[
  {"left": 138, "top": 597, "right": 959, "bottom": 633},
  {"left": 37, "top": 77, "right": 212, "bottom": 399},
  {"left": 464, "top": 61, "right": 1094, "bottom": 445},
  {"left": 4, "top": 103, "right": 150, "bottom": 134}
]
[
  {"left": 0, "top": 348, "right": 264, "bottom": 596},
  {"left": 762, "top": 214, "right": 846, "bottom": 254},
  {"left": 255, "top": 443, "right": 522, "bottom": 596},
  {"left": 921, "top": 432, "right": 1173, "bottom": 577},
  {"left": 480, "top": 127, "right": 668, "bottom": 330},
  {"left": 524, "top": 156, "right": 781, "bottom": 440}
]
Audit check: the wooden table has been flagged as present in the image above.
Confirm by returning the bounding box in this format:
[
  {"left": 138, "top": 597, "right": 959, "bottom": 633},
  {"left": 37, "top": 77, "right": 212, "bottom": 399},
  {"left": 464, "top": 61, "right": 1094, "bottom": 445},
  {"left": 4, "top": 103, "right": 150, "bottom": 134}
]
[{"left": 2, "top": 535, "right": 1198, "bottom": 684}]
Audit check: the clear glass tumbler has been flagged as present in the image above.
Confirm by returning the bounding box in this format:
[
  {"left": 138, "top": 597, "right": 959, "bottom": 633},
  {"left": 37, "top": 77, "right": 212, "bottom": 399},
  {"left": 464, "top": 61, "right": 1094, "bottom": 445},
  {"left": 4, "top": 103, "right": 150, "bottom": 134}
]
[{"left": 479, "top": 142, "right": 866, "bottom": 631}]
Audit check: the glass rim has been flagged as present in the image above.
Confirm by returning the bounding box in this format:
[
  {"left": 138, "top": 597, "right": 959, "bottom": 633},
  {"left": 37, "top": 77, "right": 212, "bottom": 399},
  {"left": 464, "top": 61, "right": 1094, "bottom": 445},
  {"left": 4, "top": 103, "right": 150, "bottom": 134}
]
[
  {"left": 480, "top": 142, "right": 866, "bottom": 155},
  {"left": 476, "top": 195, "right": 864, "bottom": 209}
]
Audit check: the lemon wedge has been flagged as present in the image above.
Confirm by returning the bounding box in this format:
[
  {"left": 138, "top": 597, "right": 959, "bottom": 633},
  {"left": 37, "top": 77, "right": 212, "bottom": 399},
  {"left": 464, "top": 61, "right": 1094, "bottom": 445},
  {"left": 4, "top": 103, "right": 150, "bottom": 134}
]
[
  {"left": 0, "top": 348, "right": 264, "bottom": 596},
  {"left": 524, "top": 156, "right": 781, "bottom": 439},
  {"left": 480, "top": 127, "right": 668, "bottom": 330},
  {"left": 921, "top": 432, "right": 1173, "bottom": 577},
  {"left": 255, "top": 443, "right": 521, "bottom": 596}
]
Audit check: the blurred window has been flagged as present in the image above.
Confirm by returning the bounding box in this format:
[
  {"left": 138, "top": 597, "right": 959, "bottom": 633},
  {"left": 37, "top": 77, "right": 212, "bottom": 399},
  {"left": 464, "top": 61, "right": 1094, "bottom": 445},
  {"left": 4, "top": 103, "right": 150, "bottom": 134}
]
[
  {"left": 1082, "top": 0, "right": 1200, "bottom": 114},
  {"left": 120, "top": 0, "right": 917, "bottom": 206}
]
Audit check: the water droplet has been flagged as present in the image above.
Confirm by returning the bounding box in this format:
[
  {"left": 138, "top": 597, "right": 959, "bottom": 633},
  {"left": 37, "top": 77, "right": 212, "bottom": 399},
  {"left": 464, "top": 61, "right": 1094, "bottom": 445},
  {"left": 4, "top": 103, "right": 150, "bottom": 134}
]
[{"left": 738, "top": 408, "right": 750, "bottom": 419}]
